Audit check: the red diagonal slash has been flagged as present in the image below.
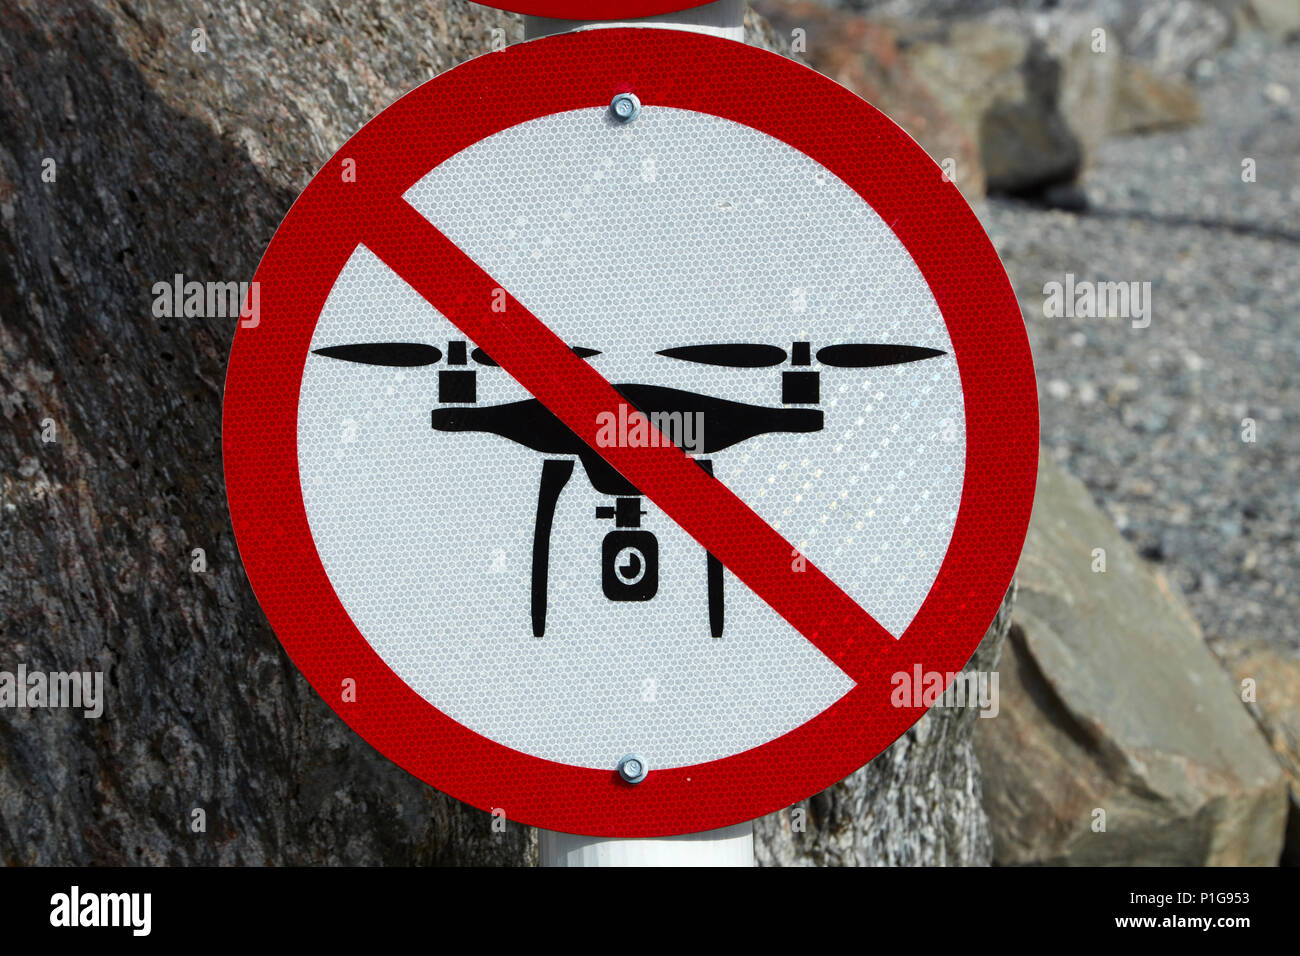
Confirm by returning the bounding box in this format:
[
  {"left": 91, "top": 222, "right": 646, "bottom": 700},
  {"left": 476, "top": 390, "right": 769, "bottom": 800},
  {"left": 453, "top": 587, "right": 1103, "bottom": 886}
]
[{"left": 360, "top": 197, "right": 895, "bottom": 682}]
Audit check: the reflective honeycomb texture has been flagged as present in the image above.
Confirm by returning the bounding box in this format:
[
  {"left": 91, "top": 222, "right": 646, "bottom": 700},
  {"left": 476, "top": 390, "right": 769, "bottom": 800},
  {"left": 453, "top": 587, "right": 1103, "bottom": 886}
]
[{"left": 296, "top": 106, "right": 965, "bottom": 770}]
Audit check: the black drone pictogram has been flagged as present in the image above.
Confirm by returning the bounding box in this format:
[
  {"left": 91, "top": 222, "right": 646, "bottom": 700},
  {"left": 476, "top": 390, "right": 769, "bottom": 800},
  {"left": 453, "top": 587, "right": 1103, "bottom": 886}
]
[{"left": 313, "top": 338, "right": 946, "bottom": 637}]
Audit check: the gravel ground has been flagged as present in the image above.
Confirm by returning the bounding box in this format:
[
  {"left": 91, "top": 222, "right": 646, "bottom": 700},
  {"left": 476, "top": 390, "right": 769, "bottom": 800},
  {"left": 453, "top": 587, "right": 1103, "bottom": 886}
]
[{"left": 978, "top": 34, "right": 1300, "bottom": 655}]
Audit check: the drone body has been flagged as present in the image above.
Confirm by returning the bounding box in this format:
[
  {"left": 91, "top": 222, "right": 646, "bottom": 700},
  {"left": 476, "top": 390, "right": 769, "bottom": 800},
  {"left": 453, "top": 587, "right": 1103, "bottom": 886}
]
[{"left": 315, "top": 336, "right": 946, "bottom": 634}]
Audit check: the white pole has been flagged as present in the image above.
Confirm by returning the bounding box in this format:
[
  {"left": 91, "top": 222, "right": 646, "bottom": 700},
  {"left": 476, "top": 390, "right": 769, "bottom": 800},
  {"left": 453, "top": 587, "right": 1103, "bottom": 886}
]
[
  {"left": 525, "top": 0, "right": 753, "bottom": 867},
  {"left": 539, "top": 822, "right": 754, "bottom": 867},
  {"left": 523, "top": 0, "right": 745, "bottom": 42}
]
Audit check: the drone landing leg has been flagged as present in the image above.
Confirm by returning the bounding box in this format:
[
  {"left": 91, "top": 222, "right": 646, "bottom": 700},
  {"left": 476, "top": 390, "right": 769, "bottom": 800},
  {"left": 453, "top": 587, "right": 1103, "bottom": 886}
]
[
  {"left": 707, "top": 553, "right": 724, "bottom": 638},
  {"left": 532, "top": 458, "right": 574, "bottom": 638},
  {"left": 700, "top": 459, "right": 724, "bottom": 638}
]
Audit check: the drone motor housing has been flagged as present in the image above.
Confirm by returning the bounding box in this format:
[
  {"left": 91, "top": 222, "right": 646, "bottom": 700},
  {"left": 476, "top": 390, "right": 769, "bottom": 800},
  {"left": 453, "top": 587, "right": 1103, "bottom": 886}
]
[{"left": 438, "top": 339, "right": 477, "bottom": 403}]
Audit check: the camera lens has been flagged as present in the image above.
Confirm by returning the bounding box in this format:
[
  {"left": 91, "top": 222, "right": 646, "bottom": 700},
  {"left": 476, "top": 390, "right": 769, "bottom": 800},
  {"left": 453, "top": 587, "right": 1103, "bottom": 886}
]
[{"left": 602, "top": 530, "right": 658, "bottom": 602}]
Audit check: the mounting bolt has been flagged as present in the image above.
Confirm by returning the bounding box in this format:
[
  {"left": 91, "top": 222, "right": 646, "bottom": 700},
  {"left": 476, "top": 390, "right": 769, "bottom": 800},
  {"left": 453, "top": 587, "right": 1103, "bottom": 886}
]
[
  {"left": 610, "top": 92, "right": 641, "bottom": 123},
  {"left": 617, "top": 753, "right": 648, "bottom": 784}
]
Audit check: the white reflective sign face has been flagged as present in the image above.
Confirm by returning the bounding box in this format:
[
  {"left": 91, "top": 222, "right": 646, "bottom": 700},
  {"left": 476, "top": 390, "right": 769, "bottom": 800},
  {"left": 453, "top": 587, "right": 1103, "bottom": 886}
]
[{"left": 296, "top": 107, "right": 965, "bottom": 770}]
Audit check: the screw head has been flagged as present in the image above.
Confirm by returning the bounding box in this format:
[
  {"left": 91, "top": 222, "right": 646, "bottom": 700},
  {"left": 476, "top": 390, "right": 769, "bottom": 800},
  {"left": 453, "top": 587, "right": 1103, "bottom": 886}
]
[
  {"left": 617, "top": 753, "right": 648, "bottom": 784},
  {"left": 610, "top": 92, "right": 641, "bottom": 123}
]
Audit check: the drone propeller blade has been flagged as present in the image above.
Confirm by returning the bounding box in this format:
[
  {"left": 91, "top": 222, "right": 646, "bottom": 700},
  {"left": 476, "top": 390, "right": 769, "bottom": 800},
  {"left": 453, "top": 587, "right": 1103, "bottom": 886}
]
[
  {"left": 816, "top": 344, "right": 947, "bottom": 368},
  {"left": 471, "top": 346, "right": 601, "bottom": 366},
  {"left": 657, "top": 344, "right": 788, "bottom": 368},
  {"left": 313, "top": 343, "right": 443, "bottom": 367}
]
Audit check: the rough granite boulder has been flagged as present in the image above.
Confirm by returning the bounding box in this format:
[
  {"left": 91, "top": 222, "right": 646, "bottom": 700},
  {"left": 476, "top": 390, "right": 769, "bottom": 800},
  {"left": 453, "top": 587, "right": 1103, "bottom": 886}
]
[
  {"left": 841, "top": 0, "right": 1242, "bottom": 75},
  {"left": 754, "top": 1, "right": 985, "bottom": 199},
  {"left": 976, "top": 453, "right": 1288, "bottom": 865},
  {"left": 1223, "top": 644, "right": 1300, "bottom": 864},
  {"left": 0, "top": 0, "right": 531, "bottom": 867},
  {"left": 755, "top": 588, "right": 1013, "bottom": 866},
  {"left": 1123, "top": 0, "right": 1239, "bottom": 76},
  {"left": 892, "top": 10, "right": 1204, "bottom": 193},
  {"left": 1109, "top": 60, "right": 1203, "bottom": 134},
  {"left": 791, "top": 1, "right": 1208, "bottom": 195},
  {"left": 1244, "top": 0, "right": 1300, "bottom": 39},
  {"left": 894, "top": 15, "right": 1097, "bottom": 195}
]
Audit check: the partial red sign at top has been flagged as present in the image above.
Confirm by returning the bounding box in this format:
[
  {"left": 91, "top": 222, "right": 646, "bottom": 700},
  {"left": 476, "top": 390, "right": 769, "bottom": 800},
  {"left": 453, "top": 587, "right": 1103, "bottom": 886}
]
[{"left": 474, "top": 1, "right": 715, "bottom": 19}]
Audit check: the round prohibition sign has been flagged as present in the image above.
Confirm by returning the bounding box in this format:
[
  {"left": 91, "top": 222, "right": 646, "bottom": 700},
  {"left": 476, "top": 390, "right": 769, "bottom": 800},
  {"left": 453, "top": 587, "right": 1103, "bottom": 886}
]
[{"left": 223, "top": 27, "right": 1038, "bottom": 837}]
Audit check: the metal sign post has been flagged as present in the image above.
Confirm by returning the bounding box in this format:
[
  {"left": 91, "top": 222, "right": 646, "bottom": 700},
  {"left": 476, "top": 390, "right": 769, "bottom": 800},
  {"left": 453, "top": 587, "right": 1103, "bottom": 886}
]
[
  {"left": 525, "top": 0, "right": 750, "bottom": 870},
  {"left": 540, "top": 820, "right": 753, "bottom": 866},
  {"left": 522, "top": 0, "right": 745, "bottom": 42}
]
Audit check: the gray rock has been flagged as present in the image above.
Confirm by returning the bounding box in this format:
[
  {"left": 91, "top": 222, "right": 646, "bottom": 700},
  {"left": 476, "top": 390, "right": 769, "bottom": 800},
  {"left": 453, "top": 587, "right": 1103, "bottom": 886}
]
[
  {"left": 1109, "top": 59, "right": 1204, "bottom": 133},
  {"left": 894, "top": 20, "right": 1080, "bottom": 194},
  {"left": 1125, "top": 0, "right": 1238, "bottom": 76},
  {"left": 753, "top": 1, "right": 986, "bottom": 198},
  {"left": 0, "top": 0, "right": 531, "bottom": 867},
  {"left": 978, "top": 32, "right": 1300, "bottom": 659},
  {"left": 772, "top": 2, "right": 1205, "bottom": 191},
  {"left": 895, "top": 8, "right": 1210, "bottom": 190},
  {"left": 1038, "top": 12, "right": 1123, "bottom": 162},
  {"left": 1223, "top": 644, "right": 1300, "bottom": 863},
  {"left": 1244, "top": 0, "right": 1300, "bottom": 39},
  {"left": 755, "top": 588, "right": 1013, "bottom": 866},
  {"left": 842, "top": 0, "right": 1244, "bottom": 68},
  {"left": 975, "top": 454, "right": 1288, "bottom": 865},
  {"left": 979, "top": 39, "right": 1085, "bottom": 193}
]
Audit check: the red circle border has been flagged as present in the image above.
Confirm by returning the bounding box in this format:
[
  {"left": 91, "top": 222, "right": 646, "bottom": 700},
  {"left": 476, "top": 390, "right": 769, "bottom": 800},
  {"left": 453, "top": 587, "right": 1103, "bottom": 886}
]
[{"left": 223, "top": 28, "right": 1038, "bottom": 837}]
